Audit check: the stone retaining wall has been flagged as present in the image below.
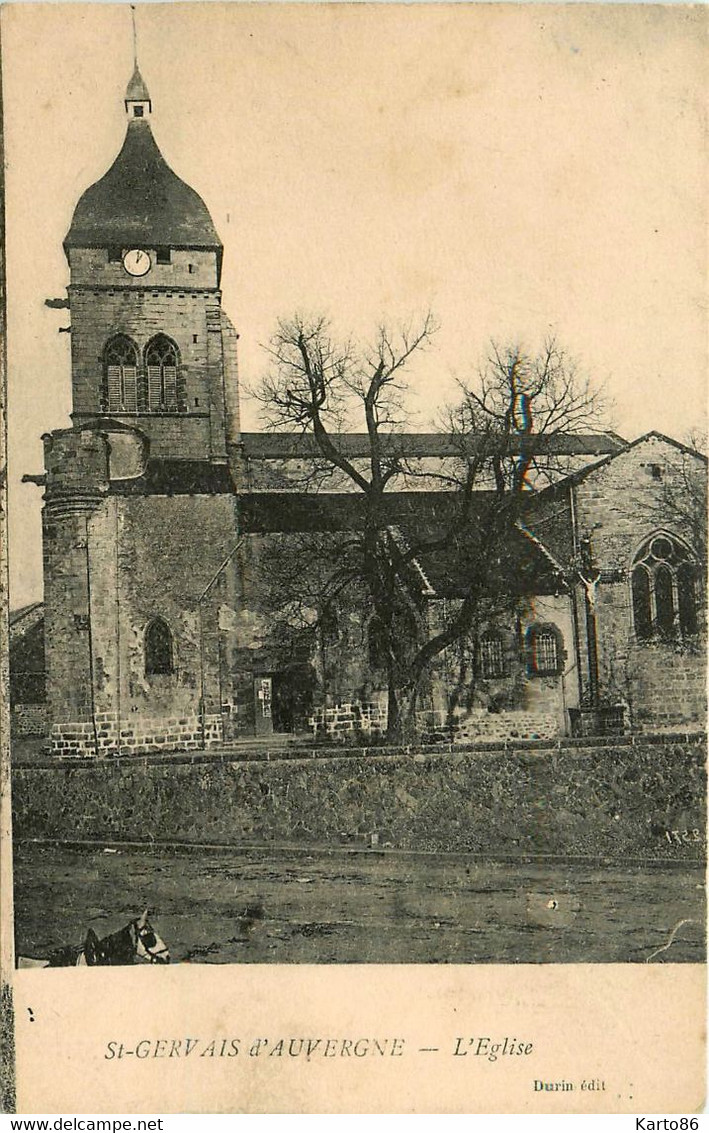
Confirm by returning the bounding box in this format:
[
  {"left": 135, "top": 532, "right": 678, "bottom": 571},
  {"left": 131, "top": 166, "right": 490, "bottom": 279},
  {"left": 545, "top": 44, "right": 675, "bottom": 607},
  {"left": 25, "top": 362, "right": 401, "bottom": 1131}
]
[{"left": 12, "top": 735, "right": 705, "bottom": 861}]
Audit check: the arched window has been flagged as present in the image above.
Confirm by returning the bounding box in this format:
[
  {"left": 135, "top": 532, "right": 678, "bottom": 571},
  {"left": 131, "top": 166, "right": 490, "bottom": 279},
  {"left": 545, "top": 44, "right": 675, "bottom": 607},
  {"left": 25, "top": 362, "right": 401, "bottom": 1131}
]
[
  {"left": 526, "top": 624, "right": 562, "bottom": 677},
  {"left": 678, "top": 563, "right": 698, "bottom": 636},
  {"left": 144, "top": 618, "right": 174, "bottom": 675},
  {"left": 655, "top": 566, "right": 674, "bottom": 636},
  {"left": 631, "top": 566, "right": 652, "bottom": 640},
  {"left": 145, "top": 335, "right": 180, "bottom": 412},
  {"left": 104, "top": 335, "right": 140, "bottom": 413},
  {"left": 631, "top": 533, "right": 700, "bottom": 641},
  {"left": 477, "top": 631, "right": 507, "bottom": 679}
]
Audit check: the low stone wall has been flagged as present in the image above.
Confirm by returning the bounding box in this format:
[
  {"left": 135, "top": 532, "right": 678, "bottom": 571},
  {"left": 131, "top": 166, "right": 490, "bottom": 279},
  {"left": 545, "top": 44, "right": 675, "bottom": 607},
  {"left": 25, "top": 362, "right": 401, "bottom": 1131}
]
[
  {"left": 50, "top": 712, "right": 223, "bottom": 756},
  {"left": 307, "top": 701, "right": 387, "bottom": 738},
  {"left": 12, "top": 735, "right": 706, "bottom": 860},
  {"left": 307, "top": 700, "right": 558, "bottom": 744},
  {"left": 451, "top": 709, "right": 558, "bottom": 743}
]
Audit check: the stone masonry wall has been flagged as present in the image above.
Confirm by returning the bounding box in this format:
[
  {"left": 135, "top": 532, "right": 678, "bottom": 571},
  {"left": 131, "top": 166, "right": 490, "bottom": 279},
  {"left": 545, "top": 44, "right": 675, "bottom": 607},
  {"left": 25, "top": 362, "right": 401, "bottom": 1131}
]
[
  {"left": 426, "top": 593, "right": 577, "bottom": 737},
  {"left": 451, "top": 709, "right": 558, "bottom": 743},
  {"left": 573, "top": 436, "right": 707, "bottom": 731},
  {"left": 70, "top": 287, "right": 213, "bottom": 408},
  {"left": 42, "top": 432, "right": 108, "bottom": 732},
  {"left": 93, "top": 493, "right": 238, "bottom": 755},
  {"left": 12, "top": 736, "right": 705, "bottom": 861},
  {"left": 625, "top": 641, "right": 706, "bottom": 732},
  {"left": 49, "top": 711, "right": 222, "bottom": 756},
  {"left": 43, "top": 490, "right": 241, "bottom": 756},
  {"left": 308, "top": 700, "right": 388, "bottom": 738},
  {"left": 307, "top": 701, "right": 558, "bottom": 743},
  {"left": 68, "top": 248, "right": 226, "bottom": 461},
  {"left": 12, "top": 705, "right": 48, "bottom": 737}
]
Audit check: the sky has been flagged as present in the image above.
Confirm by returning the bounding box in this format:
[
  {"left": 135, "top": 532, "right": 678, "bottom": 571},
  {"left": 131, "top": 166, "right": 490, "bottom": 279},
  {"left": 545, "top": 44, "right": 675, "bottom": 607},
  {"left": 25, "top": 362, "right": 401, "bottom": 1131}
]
[{"left": 3, "top": 2, "right": 707, "bottom": 607}]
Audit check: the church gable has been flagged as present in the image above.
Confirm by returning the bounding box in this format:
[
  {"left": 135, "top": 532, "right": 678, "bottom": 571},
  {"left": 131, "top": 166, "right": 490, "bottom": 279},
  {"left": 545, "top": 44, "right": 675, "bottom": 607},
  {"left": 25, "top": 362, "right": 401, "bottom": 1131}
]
[{"left": 572, "top": 432, "right": 707, "bottom": 573}]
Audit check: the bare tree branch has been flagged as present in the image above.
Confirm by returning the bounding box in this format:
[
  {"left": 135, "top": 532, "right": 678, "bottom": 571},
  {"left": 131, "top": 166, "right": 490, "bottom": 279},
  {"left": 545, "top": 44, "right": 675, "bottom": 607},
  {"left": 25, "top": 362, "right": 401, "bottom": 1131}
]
[{"left": 253, "top": 322, "right": 607, "bottom": 740}]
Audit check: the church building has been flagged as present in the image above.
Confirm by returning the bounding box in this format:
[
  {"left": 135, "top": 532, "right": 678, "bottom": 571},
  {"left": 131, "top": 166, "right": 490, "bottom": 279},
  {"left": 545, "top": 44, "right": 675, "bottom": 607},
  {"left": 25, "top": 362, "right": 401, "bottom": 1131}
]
[{"left": 20, "top": 68, "right": 707, "bottom": 756}]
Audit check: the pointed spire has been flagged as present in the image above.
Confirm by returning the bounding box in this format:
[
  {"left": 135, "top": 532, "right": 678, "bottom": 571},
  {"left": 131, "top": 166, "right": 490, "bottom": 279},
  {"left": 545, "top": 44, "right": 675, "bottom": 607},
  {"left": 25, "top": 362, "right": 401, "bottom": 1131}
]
[
  {"left": 126, "top": 64, "right": 150, "bottom": 105},
  {"left": 124, "top": 7, "right": 151, "bottom": 118}
]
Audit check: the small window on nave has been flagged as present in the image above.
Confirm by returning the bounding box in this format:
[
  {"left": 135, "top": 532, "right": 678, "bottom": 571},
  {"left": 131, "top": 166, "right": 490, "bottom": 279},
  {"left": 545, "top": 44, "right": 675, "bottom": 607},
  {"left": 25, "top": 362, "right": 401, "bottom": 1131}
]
[
  {"left": 144, "top": 618, "right": 174, "bottom": 676},
  {"left": 631, "top": 533, "right": 701, "bottom": 641},
  {"left": 476, "top": 631, "right": 507, "bottom": 679},
  {"left": 526, "top": 624, "right": 563, "bottom": 677}
]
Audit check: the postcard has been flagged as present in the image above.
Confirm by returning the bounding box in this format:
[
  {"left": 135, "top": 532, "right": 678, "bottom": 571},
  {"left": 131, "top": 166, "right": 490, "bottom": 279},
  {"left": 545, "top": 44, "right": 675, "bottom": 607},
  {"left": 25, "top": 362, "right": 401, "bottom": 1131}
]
[{"left": 1, "top": 2, "right": 706, "bottom": 1114}]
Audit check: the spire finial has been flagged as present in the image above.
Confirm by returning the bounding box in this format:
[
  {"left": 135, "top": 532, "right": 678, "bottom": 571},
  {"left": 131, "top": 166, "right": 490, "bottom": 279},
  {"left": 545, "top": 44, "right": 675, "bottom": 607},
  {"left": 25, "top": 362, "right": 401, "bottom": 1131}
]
[
  {"left": 131, "top": 5, "right": 137, "bottom": 69},
  {"left": 125, "top": 9, "right": 151, "bottom": 120}
]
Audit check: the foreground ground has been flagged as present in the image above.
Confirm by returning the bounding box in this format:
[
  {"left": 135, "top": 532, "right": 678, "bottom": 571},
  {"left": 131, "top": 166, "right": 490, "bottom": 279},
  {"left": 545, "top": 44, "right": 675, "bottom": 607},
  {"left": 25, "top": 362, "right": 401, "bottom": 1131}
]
[{"left": 13, "top": 841, "right": 705, "bottom": 965}]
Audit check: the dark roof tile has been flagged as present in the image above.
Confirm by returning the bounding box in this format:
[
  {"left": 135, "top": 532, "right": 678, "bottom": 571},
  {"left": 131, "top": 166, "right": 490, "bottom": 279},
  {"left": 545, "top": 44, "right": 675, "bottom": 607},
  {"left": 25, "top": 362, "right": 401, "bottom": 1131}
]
[
  {"left": 110, "top": 459, "right": 233, "bottom": 495},
  {"left": 64, "top": 120, "right": 222, "bottom": 255},
  {"left": 237, "top": 491, "right": 564, "bottom": 596}
]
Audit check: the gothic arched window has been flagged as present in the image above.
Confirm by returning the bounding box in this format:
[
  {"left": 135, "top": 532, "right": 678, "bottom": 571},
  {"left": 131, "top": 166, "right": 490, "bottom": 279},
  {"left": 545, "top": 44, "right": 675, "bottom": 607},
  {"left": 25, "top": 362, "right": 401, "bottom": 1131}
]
[
  {"left": 677, "top": 563, "right": 699, "bottom": 637},
  {"left": 144, "top": 618, "right": 174, "bottom": 675},
  {"left": 104, "top": 335, "right": 140, "bottom": 413},
  {"left": 145, "top": 335, "right": 180, "bottom": 412},
  {"left": 477, "top": 631, "right": 507, "bottom": 679},
  {"left": 631, "top": 566, "right": 652, "bottom": 640},
  {"left": 526, "top": 624, "right": 563, "bottom": 677},
  {"left": 654, "top": 565, "right": 674, "bottom": 636},
  {"left": 631, "top": 533, "right": 700, "bottom": 641}
]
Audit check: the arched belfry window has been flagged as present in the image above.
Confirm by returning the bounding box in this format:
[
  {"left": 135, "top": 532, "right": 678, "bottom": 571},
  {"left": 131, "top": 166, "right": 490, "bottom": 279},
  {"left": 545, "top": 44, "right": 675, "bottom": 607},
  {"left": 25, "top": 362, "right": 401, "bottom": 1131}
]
[
  {"left": 104, "top": 335, "right": 140, "bottom": 413},
  {"left": 631, "top": 533, "right": 700, "bottom": 641},
  {"left": 145, "top": 618, "right": 174, "bottom": 675},
  {"left": 145, "top": 335, "right": 180, "bottom": 412}
]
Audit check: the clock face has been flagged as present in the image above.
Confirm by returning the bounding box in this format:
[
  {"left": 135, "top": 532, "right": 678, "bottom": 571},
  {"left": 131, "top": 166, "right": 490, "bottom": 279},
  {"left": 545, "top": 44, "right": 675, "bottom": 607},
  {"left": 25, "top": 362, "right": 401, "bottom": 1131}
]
[{"left": 122, "top": 249, "right": 151, "bottom": 277}]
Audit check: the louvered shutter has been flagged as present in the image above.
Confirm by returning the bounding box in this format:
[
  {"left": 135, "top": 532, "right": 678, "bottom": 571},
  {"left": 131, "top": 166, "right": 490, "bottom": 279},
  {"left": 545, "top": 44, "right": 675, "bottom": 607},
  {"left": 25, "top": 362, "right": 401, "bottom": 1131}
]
[
  {"left": 122, "top": 367, "right": 138, "bottom": 412},
  {"left": 148, "top": 366, "right": 162, "bottom": 410},
  {"left": 106, "top": 365, "right": 122, "bottom": 411},
  {"left": 163, "top": 366, "right": 177, "bottom": 409}
]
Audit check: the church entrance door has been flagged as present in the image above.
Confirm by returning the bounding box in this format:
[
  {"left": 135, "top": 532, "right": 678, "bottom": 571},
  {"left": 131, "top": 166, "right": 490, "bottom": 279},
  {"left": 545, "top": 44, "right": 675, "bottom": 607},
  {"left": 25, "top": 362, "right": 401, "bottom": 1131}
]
[{"left": 271, "top": 664, "right": 316, "bottom": 734}]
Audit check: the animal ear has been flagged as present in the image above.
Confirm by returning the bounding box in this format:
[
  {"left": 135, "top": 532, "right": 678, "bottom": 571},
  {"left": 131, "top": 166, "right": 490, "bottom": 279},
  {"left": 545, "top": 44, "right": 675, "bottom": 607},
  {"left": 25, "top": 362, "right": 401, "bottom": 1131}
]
[
  {"left": 138, "top": 908, "right": 149, "bottom": 928},
  {"left": 84, "top": 928, "right": 99, "bottom": 966}
]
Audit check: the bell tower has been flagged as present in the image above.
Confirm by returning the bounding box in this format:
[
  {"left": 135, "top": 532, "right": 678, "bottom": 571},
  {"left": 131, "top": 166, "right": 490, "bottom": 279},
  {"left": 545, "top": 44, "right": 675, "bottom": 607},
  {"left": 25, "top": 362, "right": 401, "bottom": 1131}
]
[
  {"left": 62, "top": 67, "right": 240, "bottom": 465},
  {"left": 38, "top": 64, "right": 244, "bottom": 759}
]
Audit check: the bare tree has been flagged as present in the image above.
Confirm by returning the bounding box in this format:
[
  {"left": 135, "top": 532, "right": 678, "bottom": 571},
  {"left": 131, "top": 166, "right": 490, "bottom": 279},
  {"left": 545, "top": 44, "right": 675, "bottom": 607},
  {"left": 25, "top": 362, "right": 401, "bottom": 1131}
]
[
  {"left": 661, "top": 429, "right": 708, "bottom": 563},
  {"left": 252, "top": 319, "right": 608, "bottom": 740},
  {"left": 253, "top": 313, "right": 438, "bottom": 734}
]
